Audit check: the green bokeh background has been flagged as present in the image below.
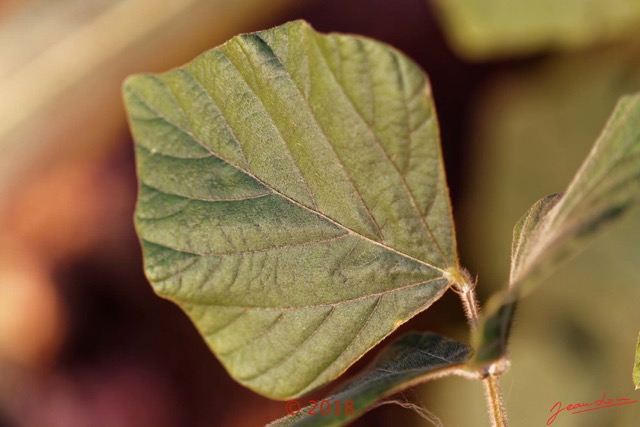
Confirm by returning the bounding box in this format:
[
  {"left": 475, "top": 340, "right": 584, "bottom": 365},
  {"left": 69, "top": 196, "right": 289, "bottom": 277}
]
[{"left": 432, "top": 40, "right": 640, "bottom": 427}]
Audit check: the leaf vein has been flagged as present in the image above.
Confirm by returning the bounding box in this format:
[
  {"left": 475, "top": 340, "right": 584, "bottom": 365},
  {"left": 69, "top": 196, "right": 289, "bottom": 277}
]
[
  {"left": 128, "top": 79, "right": 445, "bottom": 274},
  {"left": 179, "top": 277, "right": 444, "bottom": 311},
  {"left": 223, "top": 41, "right": 319, "bottom": 210},
  {"left": 176, "top": 69, "right": 251, "bottom": 168},
  {"left": 140, "top": 234, "right": 351, "bottom": 258},
  {"left": 258, "top": 31, "right": 385, "bottom": 240},
  {"left": 215, "top": 312, "right": 285, "bottom": 357},
  {"left": 305, "top": 295, "right": 383, "bottom": 389},
  {"left": 238, "top": 306, "right": 336, "bottom": 381},
  {"left": 312, "top": 37, "right": 449, "bottom": 266}
]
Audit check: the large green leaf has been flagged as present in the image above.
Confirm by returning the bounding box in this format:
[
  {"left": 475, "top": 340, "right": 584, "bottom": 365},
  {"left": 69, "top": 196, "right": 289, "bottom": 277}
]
[
  {"left": 268, "top": 332, "right": 472, "bottom": 427},
  {"left": 475, "top": 93, "right": 640, "bottom": 363},
  {"left": 434, "top": 0, "right": 640, "bottom": 59},
  {"left": 124, "top": 20, "right": 458, "bottom": 398}
]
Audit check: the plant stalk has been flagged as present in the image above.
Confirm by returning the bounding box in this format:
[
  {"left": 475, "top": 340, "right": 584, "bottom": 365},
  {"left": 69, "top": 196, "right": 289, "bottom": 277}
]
[
  {"left": 449, "top": 269, "right": 509, "bottom": 427},
  {"left": 483, "top": 374, "right": 508, "bottom": 427}
]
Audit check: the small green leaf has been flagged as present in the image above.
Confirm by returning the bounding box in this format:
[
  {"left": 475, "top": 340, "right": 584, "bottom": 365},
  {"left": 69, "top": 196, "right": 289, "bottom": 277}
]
[
  {"left": 475, "top": 93, "right": 640, "bottom": 363},
  {"left": 124, "top": 20, "right": 458, "bottom": 398},
  {"left": 634, "top": 332, "right": 640, "bottom": 390},
  {"left": 434, "top": 0, "right": 640, "bottom": 59},
  {"left": 267, "top": 332, "right": 472, "bottom": 427}
]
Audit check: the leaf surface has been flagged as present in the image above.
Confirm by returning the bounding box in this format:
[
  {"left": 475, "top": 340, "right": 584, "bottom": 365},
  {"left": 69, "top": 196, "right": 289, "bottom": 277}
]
[
  {"left": 475, "top": 93, "right": 640, "bottom": 363},
  {"left": 124, "top": 20, "right": 457, "bottom": 398},
  {"left": 267, "top": 332, "right": 472, "bottom": 427}
]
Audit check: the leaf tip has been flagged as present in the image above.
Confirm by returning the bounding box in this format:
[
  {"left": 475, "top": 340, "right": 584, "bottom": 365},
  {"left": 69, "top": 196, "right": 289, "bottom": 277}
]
[{"left": 122, "top": 73, "right": 141, "bottom": 95}]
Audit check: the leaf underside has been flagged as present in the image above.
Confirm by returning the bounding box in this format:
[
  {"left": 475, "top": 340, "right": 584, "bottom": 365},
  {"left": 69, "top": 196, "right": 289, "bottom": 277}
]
[
  {"left": 124, "top": 20, "right": 457, "bottom": 398},
  {"left": 475, "top": 93, "right": 640, "bottom": 363},
  {"left": 268, "top": 332, "right": 472, "bottom": 427}
]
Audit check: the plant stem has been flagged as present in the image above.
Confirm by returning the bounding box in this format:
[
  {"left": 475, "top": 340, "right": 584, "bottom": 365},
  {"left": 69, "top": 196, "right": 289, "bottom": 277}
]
[
  {"left": 483, "top": 374, "right": 508, "bottom": 427},
  {"left": 460, "top": 284, "right": 480, "bottom": 329},
  {"left": 449, "top": 268, "right": 509, "bottom": 427}
]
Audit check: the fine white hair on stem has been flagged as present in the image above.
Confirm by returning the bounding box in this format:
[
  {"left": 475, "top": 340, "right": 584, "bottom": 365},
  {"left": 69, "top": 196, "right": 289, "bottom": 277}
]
[{"left": 369, "top": 395, "right": 444, "bottom": 427}]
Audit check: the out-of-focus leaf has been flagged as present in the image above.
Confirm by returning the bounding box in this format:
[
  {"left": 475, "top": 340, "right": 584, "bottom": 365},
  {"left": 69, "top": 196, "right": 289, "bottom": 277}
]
[
  {"left": 472, "top": 298, "right": 517, "bottom": 364},
  {"left": 436, "top": 43, "right": 640, "bottom": 425},
  {"left": 475, "top": 93, "right": 640, "bottom": 363},
  {"left": 433, "top": 0, "right": 640, "bottom": 59},
  {"left": 510, "top": 93, "right": 640, "bottom": 290},
  {"left": 124, "top": 20, "right": 459, "bottom": 399},
  {"left": 509, "top": 193, "right": 563, "bottom": 285},
  {"left": 634, "top": 332, "right": 640, "bottom": 390},
  {"left": 267, "top": 332, "right": 472, "bottom": 427}
]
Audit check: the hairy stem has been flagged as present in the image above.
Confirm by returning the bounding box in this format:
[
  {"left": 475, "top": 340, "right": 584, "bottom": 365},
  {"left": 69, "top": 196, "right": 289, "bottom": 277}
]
[
  {"left": 483, "top": 375, "right": 508, "bottom": 427},
  {"left": 448, "top": 268, "right": 509, "bottom": 427},
  {"left": 460, "top": 285, "right": 480, "bottom": 329}
]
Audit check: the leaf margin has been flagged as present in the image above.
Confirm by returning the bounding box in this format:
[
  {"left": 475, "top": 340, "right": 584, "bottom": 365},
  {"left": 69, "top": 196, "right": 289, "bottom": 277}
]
[{"left": 267, "top": 332, "right": 474, "bottom": 427}]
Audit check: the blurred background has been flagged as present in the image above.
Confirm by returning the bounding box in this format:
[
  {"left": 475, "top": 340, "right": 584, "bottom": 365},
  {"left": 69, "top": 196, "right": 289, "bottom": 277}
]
[{"left": 1, "top": 0, "right": 640, "bottom": 426}]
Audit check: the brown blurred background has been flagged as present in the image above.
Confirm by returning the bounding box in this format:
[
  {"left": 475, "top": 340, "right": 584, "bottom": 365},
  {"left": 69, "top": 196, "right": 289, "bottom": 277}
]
[{"left": 1, "top": 1, "right": 640, "bottom": 426}]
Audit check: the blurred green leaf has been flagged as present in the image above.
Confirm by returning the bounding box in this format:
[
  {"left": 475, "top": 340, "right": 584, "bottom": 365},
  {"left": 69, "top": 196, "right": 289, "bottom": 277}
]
[
  {"left": 267, "top": 332, "right": 472, "bottom": 427},
  {"left": 124, "top": 20, "right": 458, "bottom": 399},
  {"left": 511, "top": 93, "right": 640, "bottom": 290},
  {"left": 509, "top": 193, "right": 563, "bottom": 285},
  {"left": 472, "top": 299, "right": 517, "bottom": 364},
  {"left": 435, "top": 43, "right": 640, "bottom": 425},
  {"left": 434, "top": 0, "right": 640, "bottom": 59},
  {"left": 475, "top": 93, "right": 640, "bottom": 363}
]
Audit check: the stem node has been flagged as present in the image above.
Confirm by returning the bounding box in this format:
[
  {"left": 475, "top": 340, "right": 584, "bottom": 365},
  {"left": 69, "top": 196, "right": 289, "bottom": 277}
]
[{"left": 449, "top": 267, "right": 509, "bottom": 427}]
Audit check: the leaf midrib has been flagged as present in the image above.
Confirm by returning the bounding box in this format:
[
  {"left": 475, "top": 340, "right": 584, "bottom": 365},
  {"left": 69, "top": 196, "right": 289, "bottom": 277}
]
[
  {"left": 305, "top": 32, "right": 450, "bottom": 265},
  {"left": 129, "top": 87, "right": 448, "bottom": 276},
  {"left": 230, "top": 32, "right": 450, "bottom": 266},
  {"left": 233, "top": 35, "right": 385, "bottom": 241}
]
